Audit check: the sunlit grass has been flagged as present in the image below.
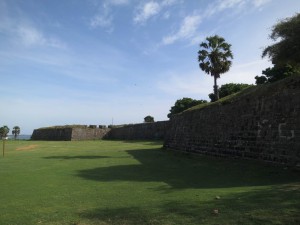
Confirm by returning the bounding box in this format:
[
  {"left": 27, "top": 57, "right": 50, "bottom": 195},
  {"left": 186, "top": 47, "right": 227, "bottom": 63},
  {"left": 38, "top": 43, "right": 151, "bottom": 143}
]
[{"left": 0, "top": 140, "right": 299, "bottom": 225}]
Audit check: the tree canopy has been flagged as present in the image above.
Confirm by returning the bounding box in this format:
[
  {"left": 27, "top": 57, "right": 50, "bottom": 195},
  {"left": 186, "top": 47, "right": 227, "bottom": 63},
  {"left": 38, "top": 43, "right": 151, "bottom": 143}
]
[
  {"left": 208, "top": 83, "right": 253, "bottom": 102},
  {"left": 255, "top": 64, "right": 298, "bottom": 85},
  {"left": 168, "top": 98, "right": 207, "bottom": 118},
  {"left": 198, "top": 35, "right": 233, "bottom": 100},
  {"left": 144, "top": 115, "right": 154, "bottom": 123},
  {"left": 262, "top": 13, "right": 300, "bottom": 67},
  {"left": 12, "top": 126, "right": 21, "bottom": 139},
  {"left": 0, "top": 126, "right": 10, "bottom": 138}
]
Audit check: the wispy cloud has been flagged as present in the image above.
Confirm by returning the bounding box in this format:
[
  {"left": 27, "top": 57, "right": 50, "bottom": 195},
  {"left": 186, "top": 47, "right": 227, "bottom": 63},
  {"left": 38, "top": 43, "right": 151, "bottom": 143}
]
[
  {"left": 90, "top": 0, "right": 130, "bottom": 31},
  {"left": 252, "top": 0, "right": 272, "bottom": 8},
  {"left": 0, "top": 7, "right": 66, "bottom": 49},
  {"left": 161, "top": 0, "right": 273, "bottom": 46},
  {"left": 90, "top": 3, "right": 114, "bottom": 32},
  {"left": 162, "top": 14, "right": 202, "bottom": 45},
  {"left": 109, "top": 0, "right": 130, "bottom": 5},
  {"left": 133, "top": 0, "right": 180, "bottom": 24},
  {"left": 134, "top": 1, "right": 161, "bottom": 24},
  {"left": 17, "top": 24, "right": 66, "bottom": 48}
]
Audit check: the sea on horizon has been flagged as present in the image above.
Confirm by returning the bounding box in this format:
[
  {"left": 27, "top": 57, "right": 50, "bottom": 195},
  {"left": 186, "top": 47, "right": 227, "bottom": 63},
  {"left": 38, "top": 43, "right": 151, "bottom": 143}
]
[{"left": 7, "top": 135, "right": 31, "bottom": 140}]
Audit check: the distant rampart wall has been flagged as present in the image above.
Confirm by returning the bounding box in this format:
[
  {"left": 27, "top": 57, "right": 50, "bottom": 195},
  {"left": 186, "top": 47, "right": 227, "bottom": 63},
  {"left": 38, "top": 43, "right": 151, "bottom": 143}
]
[
  {"left": 31, "top": 128, "right": 73, "bottom": 141},
  {"left": 31, "top": 126, "right": 111, "bottom": 141},
  {"left": 31, "top": 122, "right": 169, "bottom": 141},
  {"left": 106, "top": 121, "right": 170, "bottom": 140}
]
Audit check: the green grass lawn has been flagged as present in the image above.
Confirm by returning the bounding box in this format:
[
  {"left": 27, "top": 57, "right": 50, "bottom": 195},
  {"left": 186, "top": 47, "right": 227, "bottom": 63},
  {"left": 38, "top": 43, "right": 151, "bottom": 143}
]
[{"left": 0, "top": 140, "right": 299, "bottom": 225}]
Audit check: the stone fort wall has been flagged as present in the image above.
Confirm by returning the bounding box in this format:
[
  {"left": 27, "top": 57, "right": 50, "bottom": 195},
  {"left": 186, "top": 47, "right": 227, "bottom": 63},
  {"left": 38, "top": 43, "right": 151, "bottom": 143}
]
[
  {"left": 164, "top": 75, "right": 300, "bottom": 166},
  {"left": 31, "top": 122, "right": 169, "bottom": 141},
  {"left": 106, "top": 121, "right": 169, "bottom": 140},
  {"left": 31, "top": 125, "right": 111, "bottom": 141},
  {"left": 31, "top": 76, "right": 300, "bottom": 166}
]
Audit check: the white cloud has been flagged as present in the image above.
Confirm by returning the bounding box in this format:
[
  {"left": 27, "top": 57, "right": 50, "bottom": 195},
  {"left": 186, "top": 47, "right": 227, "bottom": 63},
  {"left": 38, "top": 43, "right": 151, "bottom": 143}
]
[
  {"left": 90, "top": 14, "right": 113, "bottom": 31},
  {"left": 162, "top": 0, "right": 273, "bottom": 46},
  {"left": 133, "top": 0, "right": 180, "bottom": 24},
  {"left": 204, "top": 0, "right": 272, "bottom": 17},
  {"left": 0, "top": 7, "right": 65, "bottom": 49},
  {"left": 162, "top": 0, "right": 178, "bottom": 6},
  {"left": 90, "top": 0, "right": 130, "bottom": 31},
  {"left": 16, "top": 24, "right": 66, "bottom": 48},
  {"left": 134, "top": 1, "right": 161, "bottom": 24},
  {"left": 252, "top": 0, "right": 271, "bottom": 8},
  {"left": 90, "top": 2, "right": 113, "bottom": 31},
  {"left": 109, "top": 0, "right": 130, "bottom": 5},
  {"left": 162, "top": 14, "right": 202, "bottom": 45}
]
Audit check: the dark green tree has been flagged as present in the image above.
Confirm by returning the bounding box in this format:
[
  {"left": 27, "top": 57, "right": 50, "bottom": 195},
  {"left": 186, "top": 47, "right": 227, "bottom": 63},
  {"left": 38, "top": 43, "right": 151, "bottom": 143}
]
[
  {"left": 208, "top": 83, "right": 253, "bottom": 102},
  {"left": 0, "top": 126, "right": 10, "bottom": 138},
  {"left": 198, "top": 35, "right": 233, "bottom": 100},
  {"left": 168, "top": 98, "right": 207, "bottom": 118},
  {"left": 255, "top": 64, "right": 298, "bottom": 85},
  {"left": 12, "top": 126, "right": 21, "bottom": 139},
  {"left": 262, "top": 13, "right": 300, "bottom": 67},
  {"left": 144, "top": 115, "right": 154, "bottom": 123}
]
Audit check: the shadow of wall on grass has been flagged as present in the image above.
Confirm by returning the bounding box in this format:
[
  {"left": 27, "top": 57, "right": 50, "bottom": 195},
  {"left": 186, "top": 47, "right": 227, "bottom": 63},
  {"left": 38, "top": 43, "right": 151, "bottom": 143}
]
[
  {"left": 78, "top": 185, "right": 300, "bottom": 225},
  {"left": 76, "top": 148, "right": 300, "bottom": 189}
]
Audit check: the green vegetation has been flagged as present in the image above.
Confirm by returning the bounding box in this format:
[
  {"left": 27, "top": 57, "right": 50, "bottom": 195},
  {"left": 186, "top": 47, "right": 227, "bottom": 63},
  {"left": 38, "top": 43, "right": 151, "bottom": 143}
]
[
  {"left": 0, "top": 125, "right": 10, "bottom": 138},
  {"left": 255, "top": 13, "right": 300, "bottom": 85},
  {"left": 198, "top": 35, "right": 233, "bottom": 100},
  {"left": 208, "top": 83, "right": 253, "bottom": 102},
  {"left": 0, "top": 140, "right": 299, "bottom": 225},
  {"left": 255, "top": 64, "right": 299, "bottom": 85},
  {"left": 168, "top": 98, "right": 207, "bottom": 118},
  {"left": 187, "top": 73, "right": 300, "bottom": 113},
  {"left": 144, "top": 115, "right": 155, "bottom": 123},
  {"left": 262, "top": 13, "right": 300, "bottom": 67},
  {"left": 12, "top": 126, "right": 21, "bottom": 139}
]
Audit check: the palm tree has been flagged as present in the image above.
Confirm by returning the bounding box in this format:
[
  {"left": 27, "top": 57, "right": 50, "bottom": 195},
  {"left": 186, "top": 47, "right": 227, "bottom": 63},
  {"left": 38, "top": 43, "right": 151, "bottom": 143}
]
[
  {"left": 12, "top": 126, "right": 21, "bottom": 140},
  {"left": 198, "top": 35, "right": 233, "bottom": 101}
]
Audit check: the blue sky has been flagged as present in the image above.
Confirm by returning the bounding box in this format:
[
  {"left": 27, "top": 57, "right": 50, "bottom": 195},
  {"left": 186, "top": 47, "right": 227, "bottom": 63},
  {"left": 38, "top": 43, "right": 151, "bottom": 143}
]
[{"left": 1, "top": 0, "right": 299, "bottom": 134}]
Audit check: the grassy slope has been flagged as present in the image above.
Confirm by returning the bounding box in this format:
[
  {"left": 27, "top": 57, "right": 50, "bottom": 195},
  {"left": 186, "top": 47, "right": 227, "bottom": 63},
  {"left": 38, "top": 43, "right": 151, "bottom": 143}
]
[
  {"left": 185, "top": 73, "right": 300, "bottom": 113},
  {"left": 0, "top": 140, "right": 299, "bottom": 225}
]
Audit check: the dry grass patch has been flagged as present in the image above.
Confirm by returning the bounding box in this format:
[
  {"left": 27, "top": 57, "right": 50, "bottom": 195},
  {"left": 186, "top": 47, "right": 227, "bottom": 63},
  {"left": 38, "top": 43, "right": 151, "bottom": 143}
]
[{"left": 16, "top": 144, "right": 39, "bottom": 151}]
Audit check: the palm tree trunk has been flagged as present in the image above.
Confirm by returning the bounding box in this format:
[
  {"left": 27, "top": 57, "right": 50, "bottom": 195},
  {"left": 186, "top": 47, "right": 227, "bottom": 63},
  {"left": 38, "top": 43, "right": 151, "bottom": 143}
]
[{"left": 213, "top": 75, "right": 219, "bottom": 100}]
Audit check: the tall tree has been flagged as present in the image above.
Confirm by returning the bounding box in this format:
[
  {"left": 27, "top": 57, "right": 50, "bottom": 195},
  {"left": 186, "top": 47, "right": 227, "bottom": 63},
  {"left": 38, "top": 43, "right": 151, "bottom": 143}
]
[
  {"left": 262, "top": 13, "right": 300, "bottom": 67},
  {"left": 198, "top": 35, "right": 233, "bottom": 100},
  {"left": 0, "top": 126, "right": 10, "bottom": 139},
  {"left": 12, "top": 126, "right": 21, "bottom": 140}
]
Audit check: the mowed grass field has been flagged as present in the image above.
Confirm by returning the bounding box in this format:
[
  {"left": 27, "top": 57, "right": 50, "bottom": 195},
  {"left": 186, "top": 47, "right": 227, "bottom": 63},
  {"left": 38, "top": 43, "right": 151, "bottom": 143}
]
[{"left": 0, "top": 140, "right": 299, "bottom": 225}]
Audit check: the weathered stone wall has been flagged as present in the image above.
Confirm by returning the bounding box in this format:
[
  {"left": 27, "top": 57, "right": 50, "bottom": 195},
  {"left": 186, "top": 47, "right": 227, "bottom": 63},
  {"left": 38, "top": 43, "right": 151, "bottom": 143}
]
[
  {"left": 31, "top": 126, "right": 110, "bottom": 141},
  {"left": 71, "top": 127, "right": 110, "bottom": 140},
  {"left": 106, "top": 121, "right": 170, "bottom": 140},
  {"left": 31, "top": 122, "right": 169, "bottom": 141},
  {"left": 31, "top": 128, "right": 73, "bottom": 141},
  {"left": 164, "top": 75, "right": 300, "bottom": 166}
]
